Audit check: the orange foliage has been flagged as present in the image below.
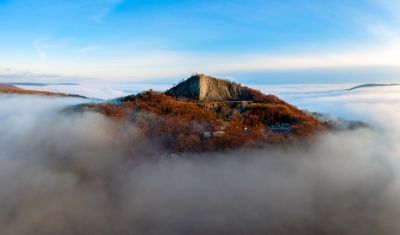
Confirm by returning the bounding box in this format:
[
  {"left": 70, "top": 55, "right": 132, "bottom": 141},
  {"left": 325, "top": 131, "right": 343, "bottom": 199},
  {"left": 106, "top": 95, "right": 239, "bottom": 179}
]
[
  {"left": 98, "top": 104, "right": 128, "bottom": 121},
  {"left": 83, "top": 91, "right": 326, "bottom": 153}
]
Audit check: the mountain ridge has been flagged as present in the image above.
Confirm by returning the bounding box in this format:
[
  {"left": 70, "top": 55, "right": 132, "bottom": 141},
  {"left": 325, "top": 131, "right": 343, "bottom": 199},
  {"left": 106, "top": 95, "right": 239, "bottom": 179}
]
[
  {"left": 0, "top": 83, "right": 87, "bottom": 98},
  {"left": 347, "top": 83, "right": 400, "bottom": 91}
]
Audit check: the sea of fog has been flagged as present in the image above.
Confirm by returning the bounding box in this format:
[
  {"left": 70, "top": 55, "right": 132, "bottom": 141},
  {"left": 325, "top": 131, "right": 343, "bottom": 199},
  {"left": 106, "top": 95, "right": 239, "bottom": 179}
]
[
  {"left": 17, "top": 82, "right": 397, "bottom": 123},
  {"left": 1, "top": 84, "right": 400, "bottom": 234}
]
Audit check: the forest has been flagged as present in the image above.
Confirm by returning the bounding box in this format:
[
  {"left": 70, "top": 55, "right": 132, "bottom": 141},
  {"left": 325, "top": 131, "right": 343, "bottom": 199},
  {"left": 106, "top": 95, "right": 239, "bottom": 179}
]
[{"left": 81, "top": 89, "right": 326, "bottom": 153}]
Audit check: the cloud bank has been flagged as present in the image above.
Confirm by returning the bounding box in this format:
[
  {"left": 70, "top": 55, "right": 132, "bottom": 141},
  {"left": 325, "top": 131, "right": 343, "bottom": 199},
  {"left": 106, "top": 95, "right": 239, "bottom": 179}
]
[{"left": 1, "top": 89, "right": 400, "bottom": 234}]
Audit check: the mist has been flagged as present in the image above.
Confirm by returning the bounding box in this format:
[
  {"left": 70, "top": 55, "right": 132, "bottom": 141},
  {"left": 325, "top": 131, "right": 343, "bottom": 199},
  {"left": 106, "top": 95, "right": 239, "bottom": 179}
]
[{"left": 1, "top": 91, "right": 400, "bottom": 235}]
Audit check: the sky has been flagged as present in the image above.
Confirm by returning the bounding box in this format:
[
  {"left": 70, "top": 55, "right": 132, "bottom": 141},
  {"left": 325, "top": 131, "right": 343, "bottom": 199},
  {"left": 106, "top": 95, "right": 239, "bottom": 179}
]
[{"left": 1, "top": 0, "right": 400, "bottom": 83}]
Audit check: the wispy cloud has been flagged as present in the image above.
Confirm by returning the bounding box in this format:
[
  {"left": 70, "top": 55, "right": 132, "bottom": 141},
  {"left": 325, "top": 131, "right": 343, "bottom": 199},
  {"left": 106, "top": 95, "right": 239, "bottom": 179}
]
[
  {"left": 32, "top": 39, "right": 47, "bottom": 59},
  {"left": 32, "top": 38, "right": 71, "bottom": 59},
  {"left": 3, "top": 0, "right": 399, "bottom": 81},
  {"left": 89, "top": 0, "right": 124, "bottom": 23},
  {"left": 373, "top": 0, "right": 400, "bottom": 19},
  {"left": 8, "top": 42, "right": 400, "bottom": 81},
  {"left": 77, "top": 46, "right": 104, "bottom": 54}
]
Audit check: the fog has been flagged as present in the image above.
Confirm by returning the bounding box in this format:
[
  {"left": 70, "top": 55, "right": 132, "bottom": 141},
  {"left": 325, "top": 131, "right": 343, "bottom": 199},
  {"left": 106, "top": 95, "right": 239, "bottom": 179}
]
[{"left": 1, "top": 90, "right": 400, "bottom": 235}]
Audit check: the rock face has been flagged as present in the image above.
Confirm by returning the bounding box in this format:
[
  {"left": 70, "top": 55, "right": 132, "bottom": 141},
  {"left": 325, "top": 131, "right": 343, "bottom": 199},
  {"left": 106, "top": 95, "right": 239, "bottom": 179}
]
[{"left": 166, "top": 74, "right": 254, "bottom": 101}]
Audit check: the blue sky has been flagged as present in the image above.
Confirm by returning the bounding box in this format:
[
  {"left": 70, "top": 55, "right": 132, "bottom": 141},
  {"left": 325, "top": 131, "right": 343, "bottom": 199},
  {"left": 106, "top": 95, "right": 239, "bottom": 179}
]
[{"left": 1, "top": 0, "right": 400, "bottom": 83}]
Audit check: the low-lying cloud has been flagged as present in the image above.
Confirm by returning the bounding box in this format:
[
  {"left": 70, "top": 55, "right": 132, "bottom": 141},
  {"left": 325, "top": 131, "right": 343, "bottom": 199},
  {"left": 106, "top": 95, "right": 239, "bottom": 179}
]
[{"left": 1, "top": 90, "right": 400, "bottom": 235}]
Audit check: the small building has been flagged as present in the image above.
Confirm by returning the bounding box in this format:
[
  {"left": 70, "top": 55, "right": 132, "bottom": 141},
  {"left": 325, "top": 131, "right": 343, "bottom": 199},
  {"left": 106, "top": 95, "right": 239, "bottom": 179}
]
[
  {"left": 268, "top": 123, "right": 292, "bottom": 134},
  {"left": 203, "top": 131, "right": 212, "bottom": 138},
  {"left": 213, "top": 131, "right": 225, "bottom": 137},
  {"left": 203, "top": 131, "right": 226, "bottom": 138}
]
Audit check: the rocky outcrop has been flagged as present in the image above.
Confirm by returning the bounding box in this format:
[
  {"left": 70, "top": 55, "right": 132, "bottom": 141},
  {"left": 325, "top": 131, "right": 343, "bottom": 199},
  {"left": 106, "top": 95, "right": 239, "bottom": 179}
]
[{"left": 166, "top": 74, "right": 254, "bottom": 101}]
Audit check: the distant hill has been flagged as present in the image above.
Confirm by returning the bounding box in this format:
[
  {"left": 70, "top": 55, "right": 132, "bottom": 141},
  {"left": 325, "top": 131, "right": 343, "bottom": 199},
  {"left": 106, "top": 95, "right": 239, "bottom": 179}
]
[
  {"left": 0, "top": 84, "right": 86, "bottom": 98},
  {"left": 0, "top": 84, "right": 19, "bottom": 89},
  {"left": 348, "top": 83, "right": 400, "bottom": 91},
  {"left": 9, "top": 82, "right": 79, "bottom": 87}
]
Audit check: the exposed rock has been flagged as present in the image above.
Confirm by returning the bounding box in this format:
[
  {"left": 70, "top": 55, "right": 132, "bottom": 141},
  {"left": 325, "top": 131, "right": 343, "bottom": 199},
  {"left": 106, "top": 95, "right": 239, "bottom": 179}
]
[{"left": 166, "top": 74, "right": 255, "bottom": 101}]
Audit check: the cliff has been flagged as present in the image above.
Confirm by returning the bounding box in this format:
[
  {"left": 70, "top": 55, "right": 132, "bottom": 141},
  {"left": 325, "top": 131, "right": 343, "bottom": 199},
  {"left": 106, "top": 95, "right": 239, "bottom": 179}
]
[{"left": 165, "top": 74, "right": 256, "bottom": 102}]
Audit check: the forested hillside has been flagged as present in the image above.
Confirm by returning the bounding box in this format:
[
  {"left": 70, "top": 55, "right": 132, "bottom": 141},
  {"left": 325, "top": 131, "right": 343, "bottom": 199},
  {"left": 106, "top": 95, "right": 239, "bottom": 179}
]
[{"left": 80, "top": 76, "right": 326, "bottom": 153}]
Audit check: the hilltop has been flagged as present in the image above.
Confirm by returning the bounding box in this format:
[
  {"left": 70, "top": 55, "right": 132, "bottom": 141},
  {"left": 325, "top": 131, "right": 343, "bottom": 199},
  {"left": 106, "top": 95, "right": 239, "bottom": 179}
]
[
  {"left": 79, "top": 75, "right": 327, "bottom": 153},
  {"left": 166, "top": 74, "right": 276, "bottom": 102}
]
